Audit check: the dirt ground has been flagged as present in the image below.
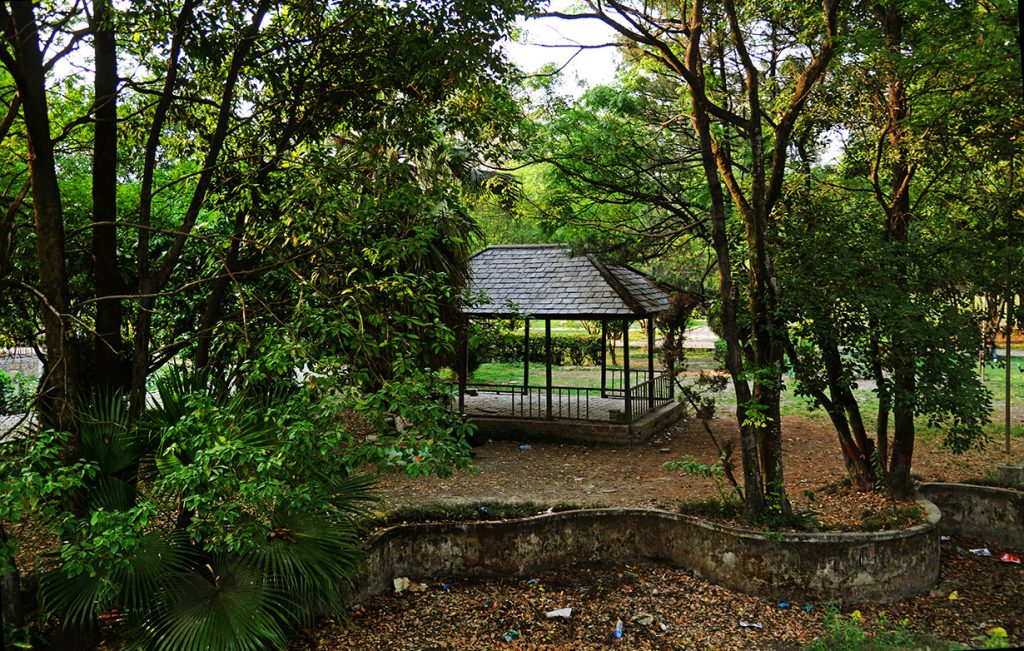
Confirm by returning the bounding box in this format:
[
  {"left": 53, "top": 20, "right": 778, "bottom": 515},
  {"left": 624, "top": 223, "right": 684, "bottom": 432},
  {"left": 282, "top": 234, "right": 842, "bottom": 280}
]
[
  {"left": 297, "top": 535, "right": 1024, "bottom": 650},
  {"left": 377, "top": 413, "right": 1024, "bottom": 519},
  {"left": 308, "top": 414, "right": 1024, "bottom": 649}
]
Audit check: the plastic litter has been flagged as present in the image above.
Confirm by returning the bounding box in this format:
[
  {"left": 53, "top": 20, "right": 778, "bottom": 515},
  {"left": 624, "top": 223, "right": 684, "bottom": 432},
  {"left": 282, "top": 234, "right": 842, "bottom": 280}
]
[
  {"left": 635, "top": 613, "right": 654, "bottom": 626},
  {"left": 546, "top": 608, "right": 572, "bottom": 618},
  {"left": 526, "top": 578, "right": 539, "bottom": 585},
  {"left": 501, "top": 630, "right": 520, "bottom": 643},
  {"left": 478, "top": 506, "right": 490, "bottom": 517},
  {"left": 519, "top": 444, "right": 532, "bottom": 451},
  {"left": 614, "top": 619, "right": 624, "bottom": 639},
  {"left": 658, "top": 622, "right": 669, "bottom": 632},
  {"left": 969, "top": 547, "right": 993, "bottom": 557},
  {"left": 778, "top": 602, "right": 791, "bottom": 609},
  {"left": 948, "top": 591, "right": 959, "bottom": 600},
  {"left": 1000, "top": 552, "right": 1021, "bottom": 564},
  {"left": 940, "top": 535, "right": 951, "bottom": 542},
  {"left": 393, "top": 576, "right": 411, "bottom": 593},
  {"left": 802, "top": 605, "right": 815, "bottom": 613},
  {"left": 739, "top": 620, "right": 764, "bottom": 630},
  {"left": 442, "top": 583, "right": 451, "bottom": 591}
]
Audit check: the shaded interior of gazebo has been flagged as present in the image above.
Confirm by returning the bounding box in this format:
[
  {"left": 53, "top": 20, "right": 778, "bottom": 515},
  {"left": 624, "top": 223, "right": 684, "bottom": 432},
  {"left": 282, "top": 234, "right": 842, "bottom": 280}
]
[{"left": 456, "top": 245, "right": 686, "bottom": 445}]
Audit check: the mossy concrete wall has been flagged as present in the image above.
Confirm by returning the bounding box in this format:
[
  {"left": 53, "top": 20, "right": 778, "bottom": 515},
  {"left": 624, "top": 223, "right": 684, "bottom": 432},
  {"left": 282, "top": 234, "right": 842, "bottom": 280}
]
[
  {"left": 919, "top": 482, "right": 1024, "bottom": 549},
  {"left": 353, "top": 503, "right": 940, "bottom": 606}
]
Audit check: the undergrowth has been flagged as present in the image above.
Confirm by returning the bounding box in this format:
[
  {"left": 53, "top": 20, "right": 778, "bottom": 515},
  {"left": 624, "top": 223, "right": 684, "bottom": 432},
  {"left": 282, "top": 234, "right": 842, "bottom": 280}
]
[{"left": 805, "top": 604, "right": 1011, "bottom": 650}]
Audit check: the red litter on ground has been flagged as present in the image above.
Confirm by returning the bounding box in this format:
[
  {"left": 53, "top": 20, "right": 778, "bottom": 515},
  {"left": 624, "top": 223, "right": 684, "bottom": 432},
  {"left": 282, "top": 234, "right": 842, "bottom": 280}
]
[{"left": 999, "top": 552, "right": 1021, "bottom": 564}]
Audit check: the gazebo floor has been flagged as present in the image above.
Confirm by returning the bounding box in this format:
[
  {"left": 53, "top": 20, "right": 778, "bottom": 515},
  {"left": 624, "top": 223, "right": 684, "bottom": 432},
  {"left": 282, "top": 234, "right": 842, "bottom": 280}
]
[{"left": 462, "top": 392, "right": 686, "bottom": 446}]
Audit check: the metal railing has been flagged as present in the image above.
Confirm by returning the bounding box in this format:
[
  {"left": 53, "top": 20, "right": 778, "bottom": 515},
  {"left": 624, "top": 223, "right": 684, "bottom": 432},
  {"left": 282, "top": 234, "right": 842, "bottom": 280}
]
[
  {"left": 603, "top": 367, "right": 653, "bottom": 396},
  {"left": 629, "top": 373, "right": 675, "bottom": 420},
  {"left": 459, "top": 371, "right": 674, "bottom": 423}
]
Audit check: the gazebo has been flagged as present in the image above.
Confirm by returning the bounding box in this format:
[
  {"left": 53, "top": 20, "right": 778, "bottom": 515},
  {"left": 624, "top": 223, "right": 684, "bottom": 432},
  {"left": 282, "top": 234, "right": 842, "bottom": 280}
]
[{"left": 456, "top": 244, "right": 686, "bottom": 445}]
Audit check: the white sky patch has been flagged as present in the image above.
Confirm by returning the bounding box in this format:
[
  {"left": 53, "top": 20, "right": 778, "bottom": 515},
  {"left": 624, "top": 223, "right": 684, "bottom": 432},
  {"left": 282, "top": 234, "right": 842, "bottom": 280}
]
[{"left": 503, "top": 2, "right": 621, "bottom": 95}]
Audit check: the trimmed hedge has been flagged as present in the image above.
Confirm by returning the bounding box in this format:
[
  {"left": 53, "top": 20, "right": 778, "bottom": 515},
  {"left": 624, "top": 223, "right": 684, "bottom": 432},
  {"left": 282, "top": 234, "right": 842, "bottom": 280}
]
[{"left": 478, "top": 333, "right": 604, "bottom": 367}]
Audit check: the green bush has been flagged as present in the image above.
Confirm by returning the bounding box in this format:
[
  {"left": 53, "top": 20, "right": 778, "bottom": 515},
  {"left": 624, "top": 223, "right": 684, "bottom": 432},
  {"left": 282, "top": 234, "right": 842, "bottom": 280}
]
[
  {"left": 5, "top": 370, "right": 382, "bottom": 651},
  {"left": 473, "top": 332, "right": 604, "bottom": 367},
  {"left": 0, "top": 372, "right": 36, "bottom": 414}
]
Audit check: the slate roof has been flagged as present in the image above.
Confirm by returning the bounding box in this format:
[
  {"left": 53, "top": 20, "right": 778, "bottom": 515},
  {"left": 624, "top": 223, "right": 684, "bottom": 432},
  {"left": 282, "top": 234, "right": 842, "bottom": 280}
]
[{"left": 465, "top": 245, "right": 673, "bottom": 319}]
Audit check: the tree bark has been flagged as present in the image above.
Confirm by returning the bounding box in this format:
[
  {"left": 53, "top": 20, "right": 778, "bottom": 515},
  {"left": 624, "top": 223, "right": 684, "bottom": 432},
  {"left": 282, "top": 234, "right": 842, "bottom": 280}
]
[
  {"left": 91, "top": 0, "right": 124, "bottom": 394},
  {"left": 1, "top": 2, "right": 79, "bottom": 442},
  {"left": 683, "top": 0, "right": 765, "bottom": 516},
  {"left": 877, "top": 3, "right": 916, "bottom": 496}
]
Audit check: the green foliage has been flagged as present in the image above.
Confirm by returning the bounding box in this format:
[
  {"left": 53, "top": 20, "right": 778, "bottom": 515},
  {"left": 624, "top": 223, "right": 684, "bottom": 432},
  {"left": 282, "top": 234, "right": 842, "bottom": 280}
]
[
  {"left": 0, "top": 372, "right": 37, "bottom": 414},
  {"left": 677, "top": 496, "right": 744, "bottom": 520},
  {"left": 4, "top": 365, "right": 458, "bottom": 649},
  {"left": 859, "top": 506, "right": 924, "bottom": 532},
  {"left": 664, "top": 453, "right": 743, "bottom": 507},
  {"left": 471, "top": 331, "right": 605, "bottom": 368},
  {"left": 806, "top": 605, "right": 973, "bottom": 650}
]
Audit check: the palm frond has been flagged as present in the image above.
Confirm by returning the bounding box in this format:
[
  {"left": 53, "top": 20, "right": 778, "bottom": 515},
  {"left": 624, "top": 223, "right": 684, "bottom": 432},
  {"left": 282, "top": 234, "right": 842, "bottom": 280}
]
[
  {"left": 138, "top": 556, "right": 289, "bottom": 651},
  {"left": 252, "top": 509, "right": 366, "bottom": 623},
  {"left": 79, "top": 392, "right": 139, "bottom": 475}
]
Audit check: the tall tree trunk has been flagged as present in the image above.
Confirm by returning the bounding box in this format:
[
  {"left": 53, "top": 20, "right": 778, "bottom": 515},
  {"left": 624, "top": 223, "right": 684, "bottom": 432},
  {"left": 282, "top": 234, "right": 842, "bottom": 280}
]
[
  {"left": 91, "top": 0, "right": 124, "bottom": 394},
  {"left": 1, "top": 2, "right": 79, "bottom": 443},
  {"left": 684, "top": 3, "right": 765, "bottom": 516},
  {"left": 878, "top": 3, "right": 916, "bottom": 496}
]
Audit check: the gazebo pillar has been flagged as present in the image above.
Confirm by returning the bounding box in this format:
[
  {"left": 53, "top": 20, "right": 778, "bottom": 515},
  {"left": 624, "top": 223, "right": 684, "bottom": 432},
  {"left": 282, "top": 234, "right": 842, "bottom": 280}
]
[
  {"left": 648, "top": 316, "right": 655, "bottom": 409},
  {"left": 623, "top": 319, "right": 631, "bottom": 422},
  {"left": 523, "top": 319, "right": 530, "bottom": 395},
  {"left": 457, "top": 321, "right": 468, "bottom": 414},
  {"left": 600, "top": 320, "right": 607, "bottom": 398},
  {"left": 545, "top": 319, "right": 553, "bottom": 419}
]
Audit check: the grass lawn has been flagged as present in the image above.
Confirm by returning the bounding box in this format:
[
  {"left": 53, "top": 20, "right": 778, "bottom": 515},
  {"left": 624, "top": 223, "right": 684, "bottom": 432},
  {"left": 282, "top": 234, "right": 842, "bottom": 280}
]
[{"left": 471, "top": 350, "right": 1024, "bottom": 449}]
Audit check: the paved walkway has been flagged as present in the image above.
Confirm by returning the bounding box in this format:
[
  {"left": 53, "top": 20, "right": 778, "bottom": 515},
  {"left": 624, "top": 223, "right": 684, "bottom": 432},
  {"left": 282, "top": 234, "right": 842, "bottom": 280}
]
[{"left": 682, "top": 324, "right": 718, "bottom": 349}]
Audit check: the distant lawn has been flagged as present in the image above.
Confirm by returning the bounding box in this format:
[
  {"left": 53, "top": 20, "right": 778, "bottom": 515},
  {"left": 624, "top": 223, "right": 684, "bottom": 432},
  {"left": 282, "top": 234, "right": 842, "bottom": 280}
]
[{"left": 470, "top": 352, "right": 1024, "bottom": 446}]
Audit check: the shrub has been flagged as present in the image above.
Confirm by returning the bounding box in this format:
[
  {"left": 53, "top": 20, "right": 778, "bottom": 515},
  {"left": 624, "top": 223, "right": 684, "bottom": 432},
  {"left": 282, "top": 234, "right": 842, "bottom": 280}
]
[
  {"left": 4, "top": 359, "right": 476, "bottom": 651},
  {"left": 473, "top": 332, "right": 604, "bottom": 367},
  {"left": 0, "top": 372, "right": 36, "bottom": 414}
]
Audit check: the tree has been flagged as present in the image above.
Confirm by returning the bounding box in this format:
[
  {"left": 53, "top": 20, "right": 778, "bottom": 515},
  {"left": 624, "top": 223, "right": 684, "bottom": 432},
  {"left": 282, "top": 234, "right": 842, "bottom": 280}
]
[
  {"left": 0, "top": 0, "right": 538, "bottom": 643},
  {"left": 778, "top": 0, "right": 1022, "bottom": 493},
  {"left": 0, "top": 0, "right": 533, "bottom": 441},
  {"left": 541, "top": 0, "right": 840, "bottom": 517}
]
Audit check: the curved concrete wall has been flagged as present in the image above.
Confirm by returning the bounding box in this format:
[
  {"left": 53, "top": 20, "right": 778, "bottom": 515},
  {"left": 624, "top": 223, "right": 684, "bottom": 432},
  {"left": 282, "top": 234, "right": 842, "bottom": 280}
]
[
  {"left": 353, "top": 502, "right": 940, "bottom": 606},
  {"left": 920, "top": 482, "right": 1024, "bottom": 549}
]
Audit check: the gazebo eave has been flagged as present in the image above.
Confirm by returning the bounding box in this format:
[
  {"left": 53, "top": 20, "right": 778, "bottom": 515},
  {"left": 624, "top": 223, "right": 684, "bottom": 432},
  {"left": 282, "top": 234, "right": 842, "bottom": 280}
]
[{"left": 463, "top": 310, "right": 661, "bottom": 321}]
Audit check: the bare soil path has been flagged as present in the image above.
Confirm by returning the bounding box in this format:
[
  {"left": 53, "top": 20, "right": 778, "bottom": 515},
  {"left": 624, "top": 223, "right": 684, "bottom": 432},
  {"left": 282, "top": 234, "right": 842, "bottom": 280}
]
[{"left": 377, "top": 414, "right": 1023, "bottom": 517}]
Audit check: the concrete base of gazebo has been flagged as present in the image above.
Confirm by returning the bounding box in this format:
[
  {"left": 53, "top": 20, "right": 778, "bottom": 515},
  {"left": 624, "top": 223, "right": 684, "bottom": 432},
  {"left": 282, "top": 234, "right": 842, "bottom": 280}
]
[{"left": 466, "top": 399, "right": 687, "bottom": 446}]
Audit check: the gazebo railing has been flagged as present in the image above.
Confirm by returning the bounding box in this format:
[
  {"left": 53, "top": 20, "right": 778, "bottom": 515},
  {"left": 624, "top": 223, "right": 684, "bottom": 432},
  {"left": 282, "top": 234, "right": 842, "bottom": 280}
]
[
  {"left": 459, "top": 371, "right": 674, "bottom": 423},
  {"left": 603, "top": 367, "right": 655, "bottom": 396},
  {"left": 629, "top": 373, "right": 675, "bottom": 420}
]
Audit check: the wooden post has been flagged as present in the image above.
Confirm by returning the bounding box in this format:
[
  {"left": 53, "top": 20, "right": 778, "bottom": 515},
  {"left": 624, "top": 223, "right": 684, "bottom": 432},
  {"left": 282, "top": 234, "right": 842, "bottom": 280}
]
[
  {"left": 648, "top": 316, "right": 655, "bottom": 409},
  {"left": 545, "top": 319, "right": 553, "bottom": 419},
  {"left": 1006, "top": 292, "right": 1013, "bottom": 457},
  {"left": 600, "top": 320, "right": 607, "bottom": 398},
  {"left": 523, "top": 319, "right": 530, "bottom": 395},
  {"left": 623, "top": 319, "right": 631, "bottom": 422},
  {"left": 457, "top": 319, "right": 468, "bottom": 415},
  {"left": 668, "top": 324, "right": 676, "bottom": 399}
]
